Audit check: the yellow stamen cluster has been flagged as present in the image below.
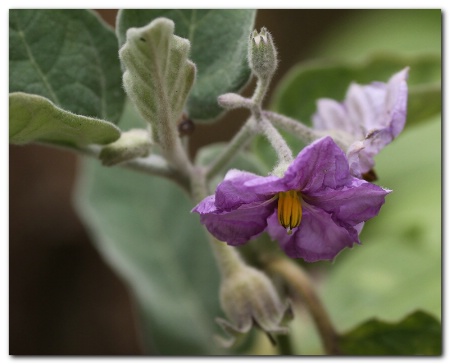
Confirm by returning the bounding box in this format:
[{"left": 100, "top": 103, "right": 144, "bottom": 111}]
[{"left": 277, "top": 190, "right": 302, "bottom": 234}]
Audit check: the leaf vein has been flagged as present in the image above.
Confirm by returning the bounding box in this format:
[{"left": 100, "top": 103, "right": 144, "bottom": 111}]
[{"left": 13, "top": 11, "right": 61, "bottom": 105}]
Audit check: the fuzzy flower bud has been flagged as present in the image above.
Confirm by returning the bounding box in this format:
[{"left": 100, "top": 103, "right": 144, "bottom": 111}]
[
  {"left": 248, "top": 27, "right": 278, "bottom": 80},
  {"left": 215, "top": 265, "right": 291, "bottom": 347}
]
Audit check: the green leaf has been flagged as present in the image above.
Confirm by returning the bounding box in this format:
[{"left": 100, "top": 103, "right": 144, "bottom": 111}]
[
  {"left": 9, "top": 9, "right": 125, "bottom": 123},
  {"left": 76, "top": 161, "right": 224, "bottom": 355},
  {"left": 119, "top": 18, "right": 195, "bottom": 143},
  {"left": 338, "top": 311, "right": 441, "bottom": 355},
  {"left": 408, "top": 84, "right": 442, "bottom": 126},
  {"left": 117, "top": 9, "right": 256, "bottom": 121},
  {"left": 9, "top": 92, "right": 120, "bottom": 146},
  {"left": 312, "top": 9, "right": 441, "bottom": 59},
  {"left": 271, "top": 53, "right": 441, "bottom": 128},
  {"left": 74, "top": 103, "right": 226, "bottom": 355}
]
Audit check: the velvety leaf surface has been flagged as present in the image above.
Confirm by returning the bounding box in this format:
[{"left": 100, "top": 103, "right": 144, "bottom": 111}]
[
  {"left": 119, "top": 18, "right": 195, "bottom": 142},
  {"left": 75, "top": 100, "right": 226, "bottom": 355},
  {"left": 76, "top": 162, "right": 223, "bottom": 355},
  {"left": 9, "top": 92, "right": 120, "bottom": 146},
  {"left": 116, "top": 9, "right": 256, "bottom": 121},
  {"left": 338, "top": 311, "right": 441, "bottom": 355},
  {"left": 9, "top": 9, "right": 125, "bottom": 123},
  {"left": 271, "top": 54, "right": 441, "bottom": 128}
]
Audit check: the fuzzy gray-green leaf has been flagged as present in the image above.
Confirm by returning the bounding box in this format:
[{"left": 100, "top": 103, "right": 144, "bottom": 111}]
[
  {"left": 119, "top": 18, "right": 195, "bottom": 142},
  {"left": 9, "top": 92, "right": 121, "bottom": 146},
  {"left": 75, "top": 154, "right": 224, "bottom": 355},
  {"left": 9, "top": 9, "right": 125, "bottom": 124},
  {"left": 117, "top": 10, "right": 256, "bottom": 121}
]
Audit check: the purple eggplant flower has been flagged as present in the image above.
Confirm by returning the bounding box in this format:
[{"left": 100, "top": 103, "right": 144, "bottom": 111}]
[
  {"left": 193, "top": 137, "right": 390, "bottom": 262},
  {"left": 312, "top": 68, "right": 408, "bottom": 178}
]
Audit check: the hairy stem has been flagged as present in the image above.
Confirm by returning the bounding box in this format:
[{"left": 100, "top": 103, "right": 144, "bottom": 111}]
[
  {"left": 258, "top": 116, "right": 293, "bottom": 165},
  {"left": 252, "top": 75, "right": 272, "bottom": 107},
  {"left": 57, "top": 143, "right": 190, "bottom": 192},
  {"left": 277, "top": 332, "right": 295, "bottom": 355},
  {"left": 266, "top": 257, "right": 341, "bottom": 355},
  {"left": 160, "top": 135, "right": 194, "bottom": 178},
  {"left": 206, "top": 235, "right": 247, "bottom": 278},
  {"left": 264, "top": 111, "right": 322, "bottom": 144},
  {"left": 190, "top": 166, "right": 248, "bottom": 278},
  {"left": 249, "top": 74, "right": 293, "bottom": 166}
]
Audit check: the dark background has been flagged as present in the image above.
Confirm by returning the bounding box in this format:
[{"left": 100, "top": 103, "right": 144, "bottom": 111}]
[{"left": 9, "top": 9, "right": 356, "bottom": 355}]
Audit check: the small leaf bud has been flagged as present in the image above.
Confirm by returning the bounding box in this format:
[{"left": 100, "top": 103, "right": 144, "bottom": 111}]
[{"left": 99, "top": 128, "right": 152, "bottom": 166}]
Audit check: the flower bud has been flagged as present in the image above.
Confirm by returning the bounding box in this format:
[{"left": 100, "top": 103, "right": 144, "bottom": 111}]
[
  {"left": 248, "top": 27, "right": 278, "bottom": 80},
  {"left": 99, "top": 128, "right": 152, "bottom": 166},
  {"left": 215, "top": 265, "right": 291, "bottom": 347}
]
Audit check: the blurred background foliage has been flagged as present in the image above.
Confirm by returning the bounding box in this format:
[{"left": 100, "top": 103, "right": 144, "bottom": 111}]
[
  {"left": 9, "top": 9, "right": 440, "bottom": 355},
  {"left": 257, "top": 9, "right": 441, "bottom": 354}
]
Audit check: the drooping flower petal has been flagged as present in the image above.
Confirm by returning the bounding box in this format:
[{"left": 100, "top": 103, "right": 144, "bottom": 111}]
[
  {"left": 312, "top": 68, "right": 409, "bottom": 176},
  {"left": 193, "top": 195, "right": 277, "bottom": 245},
  {"left": 313, "top": 98, "right": 359, "bottom": 136},
  {"left": 266, "top": 203, "right": 360, "bottom": 262},
  {"left": 214, "top": 169, "right": 271, "bottom": 210},
  {"left": 304, "top": 177, "right": 391, "bottom": 226}
]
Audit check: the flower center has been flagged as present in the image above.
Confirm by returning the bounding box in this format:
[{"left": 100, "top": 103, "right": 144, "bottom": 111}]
[{"left": 277, "top": 190, "right": 302, "bottom": 235}]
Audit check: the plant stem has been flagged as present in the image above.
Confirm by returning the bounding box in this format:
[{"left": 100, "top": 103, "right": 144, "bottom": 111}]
[
  {"left": 160, "top": 135, "right": 194, "bottom": 179},
  {"left": 277, "top": 332, "right": 295, "bottom": 355},
  {"left": 252, "top": 75, "right": 272, "bottom": 107},
  {"left": 206, "top": 235, "right": 247, "bottom": 279},
  {"left": 190, "top": 166, "right": 247, "bottom": 278},
  {"left": 264, "top": 110, "right": 322, "bottom": 145},
  {"left": 266, "top": 257, "right": 341, "bottom": 355},
  {"left": 56, "top": 143, "right": 190, "bottom": 192},
  {"left": 258, "top": 116, "right": 293, "bottom": 165},
  {"left": 205, "top": 117, "right": 257, "bottom": 181},
  {"left": 249, "top": 75, "right": 293, "bottom": 166}
]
